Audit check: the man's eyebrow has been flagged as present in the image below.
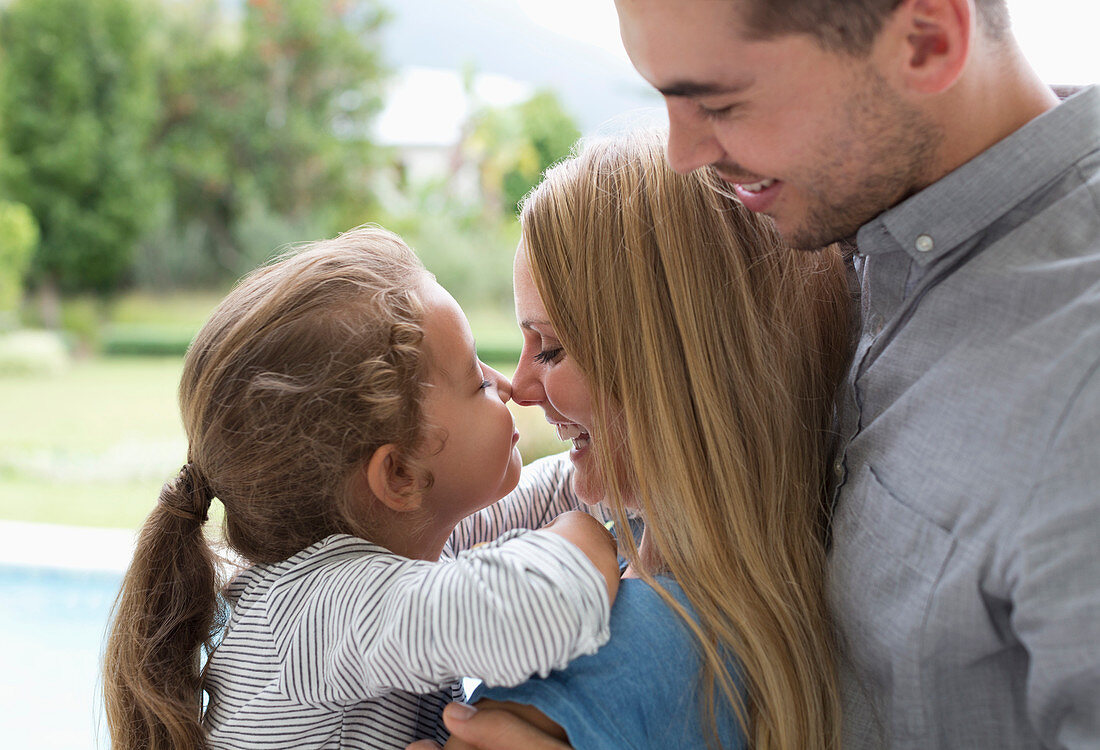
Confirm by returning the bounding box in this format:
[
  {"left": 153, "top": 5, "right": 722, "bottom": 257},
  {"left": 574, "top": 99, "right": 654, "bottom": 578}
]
[{"left": 658, "top": 80, "right": 751, "bottom": 98}]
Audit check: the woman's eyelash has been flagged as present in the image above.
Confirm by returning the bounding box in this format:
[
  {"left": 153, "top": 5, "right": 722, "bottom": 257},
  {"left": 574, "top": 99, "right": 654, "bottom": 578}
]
[
  {"left": 478, "top": 379, "right": 493, "bottom": 390},
  {"left": 533, "top": 347, "right": 563, "bottom": 365}
]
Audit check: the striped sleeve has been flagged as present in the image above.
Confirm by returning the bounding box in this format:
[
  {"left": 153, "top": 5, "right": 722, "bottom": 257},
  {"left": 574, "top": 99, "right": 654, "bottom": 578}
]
[
  {"left": 274, "top": 530, "right": 611, "bottom": 703},
  {"left": 450, "top": 452, "right": 614, "bottom": 553}
]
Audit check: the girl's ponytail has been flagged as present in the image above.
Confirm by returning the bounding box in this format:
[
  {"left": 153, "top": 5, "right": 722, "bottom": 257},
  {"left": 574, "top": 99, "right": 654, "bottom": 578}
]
[{"left": 103, "top": 463, "right": 223, "bottom": 750}]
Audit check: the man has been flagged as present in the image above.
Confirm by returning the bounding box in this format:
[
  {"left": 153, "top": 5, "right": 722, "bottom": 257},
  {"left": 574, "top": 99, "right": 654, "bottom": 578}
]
[{"left": 420, "top": 1, "right": 1100, "bottom": 747}]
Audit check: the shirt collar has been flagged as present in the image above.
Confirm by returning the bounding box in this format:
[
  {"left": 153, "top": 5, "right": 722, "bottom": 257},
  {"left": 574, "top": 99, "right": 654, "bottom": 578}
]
[{"left": 856, "top": 85, "right": 1100, "bottom": 263}]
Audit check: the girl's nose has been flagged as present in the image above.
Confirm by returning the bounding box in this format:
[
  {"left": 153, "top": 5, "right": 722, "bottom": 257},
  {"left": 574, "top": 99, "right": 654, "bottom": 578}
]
[{"left": 483, "top": 363, "right": 512, "bottom": 403}]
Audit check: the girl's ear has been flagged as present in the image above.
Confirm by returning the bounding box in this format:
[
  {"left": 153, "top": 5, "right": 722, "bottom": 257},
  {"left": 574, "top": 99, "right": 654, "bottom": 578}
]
[{"left": 365, "top": 445, "right": 423, "bottom": 513}]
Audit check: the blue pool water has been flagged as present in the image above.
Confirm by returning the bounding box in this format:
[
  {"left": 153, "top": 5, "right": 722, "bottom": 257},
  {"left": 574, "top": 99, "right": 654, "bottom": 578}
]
[
  {"left": 0, "top": 564, "right": 121, "bottom": 750},
  {"left": 0, "top": 557, "right": 480, "bottom": 748}
]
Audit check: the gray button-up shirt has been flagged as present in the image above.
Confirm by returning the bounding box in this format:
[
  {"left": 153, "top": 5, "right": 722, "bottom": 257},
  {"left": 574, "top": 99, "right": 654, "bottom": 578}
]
[{"left": 829, "top": 86, "right": 1100, "bottom": 749}]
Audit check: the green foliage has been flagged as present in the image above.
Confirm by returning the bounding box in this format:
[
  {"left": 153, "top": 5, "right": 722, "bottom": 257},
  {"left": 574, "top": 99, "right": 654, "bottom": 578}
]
[
  {"left": 131, "top": 196, "right": 331, "bottom": 289},
  {"left": 467, "top": 89, "right": 581, "bottom": 216},
  {"left": 151, "top": 0, "right": 390, "bottom": 283},
  {"left": 0, "top": 201, "right": 39, "bottom": 317},
  {"left": 58, "top": 296, "right": 106, "bottom": 351},
  {"left": 101, "top": 324, "right": 197, "bottom": 356},
  {"left": 0, "top": 0, "right": 160, "bottom": 294},
  {"left": 381, "top": 185, "right": 521, "bottom": 314}
]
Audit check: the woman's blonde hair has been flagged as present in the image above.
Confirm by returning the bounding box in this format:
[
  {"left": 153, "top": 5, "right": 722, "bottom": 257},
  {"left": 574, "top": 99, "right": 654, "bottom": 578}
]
[
  {"left": 520, "top": 131, "right": 852, "bottom": 750},
  {"left": 103, "top": 226, "right": 431, "bottom": 750}
]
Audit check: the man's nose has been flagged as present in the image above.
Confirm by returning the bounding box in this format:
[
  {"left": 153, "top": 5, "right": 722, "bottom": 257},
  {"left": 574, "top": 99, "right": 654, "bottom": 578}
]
[{"left": 665, "top": 100, "right": 726, "bottom": 174}]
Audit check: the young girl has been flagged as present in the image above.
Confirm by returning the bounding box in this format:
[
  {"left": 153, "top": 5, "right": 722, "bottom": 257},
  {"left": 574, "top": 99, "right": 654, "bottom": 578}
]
[{"left": 102, "top": 227, "right": 621, "bottom": 750}]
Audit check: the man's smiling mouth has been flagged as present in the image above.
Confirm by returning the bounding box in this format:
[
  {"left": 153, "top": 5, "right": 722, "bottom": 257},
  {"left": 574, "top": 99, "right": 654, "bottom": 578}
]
[{"left": 739, "top": 177, "right": 777, "bottom": 193}]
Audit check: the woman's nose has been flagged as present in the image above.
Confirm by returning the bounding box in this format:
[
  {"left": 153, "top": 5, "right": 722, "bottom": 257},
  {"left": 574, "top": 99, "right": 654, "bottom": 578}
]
[{"left": 509, "top": 354, "right": 543, "bottom": 406}]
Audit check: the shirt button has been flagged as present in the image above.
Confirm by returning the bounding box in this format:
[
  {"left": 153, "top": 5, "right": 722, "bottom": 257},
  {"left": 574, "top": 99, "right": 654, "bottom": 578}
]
[{"left": 915, "top": 234, "right": 935, "bottom": 253}]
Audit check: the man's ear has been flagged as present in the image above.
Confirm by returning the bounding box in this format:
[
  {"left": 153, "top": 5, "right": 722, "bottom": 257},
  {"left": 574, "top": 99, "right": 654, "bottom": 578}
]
[
  {"left": 365, "top": 444, "right": 423, "bottom": 513},
  {"left": 885, "top": 0, "right": 971, "bottom": 95}
]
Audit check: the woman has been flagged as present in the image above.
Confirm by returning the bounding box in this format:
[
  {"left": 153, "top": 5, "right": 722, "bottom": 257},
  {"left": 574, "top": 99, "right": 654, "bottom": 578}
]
[{"left": 419, "top": 130, "right": 852, "bottom": 750}]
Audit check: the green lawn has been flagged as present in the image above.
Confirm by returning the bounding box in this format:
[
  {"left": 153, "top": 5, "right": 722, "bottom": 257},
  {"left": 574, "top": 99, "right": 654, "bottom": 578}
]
[
  {"left": 0, "top": 357, "right": 186, "bottom": 528},
  {"left": 0, "top": 353, "right": 565, "bottom": 530}
]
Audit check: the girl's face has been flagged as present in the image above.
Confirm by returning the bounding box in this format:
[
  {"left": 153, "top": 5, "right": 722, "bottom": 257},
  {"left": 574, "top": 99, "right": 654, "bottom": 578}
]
[
  {"left": 417, "top": 278, "right": 523, "bottom": 523},
  {"left": 511, "top": 248, "right": 608, "bottom": 505}
]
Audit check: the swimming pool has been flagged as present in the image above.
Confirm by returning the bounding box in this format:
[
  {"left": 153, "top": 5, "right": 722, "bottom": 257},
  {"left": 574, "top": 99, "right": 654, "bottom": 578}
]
[
  {"left": 1, "top": 563, "right": 119, "bottom": 750},
  {"left": 0, "top": 521, "right": 484, "bottom": 748}
]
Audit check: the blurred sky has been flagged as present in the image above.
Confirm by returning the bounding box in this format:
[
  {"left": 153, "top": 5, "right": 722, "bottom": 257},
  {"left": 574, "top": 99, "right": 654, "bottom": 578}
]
[
  {"left": 377, "top": 0, "right": 1099, "bottom": 147},
  {"left": 517, "top": 0, "right": 1100, "bottom": 85}
]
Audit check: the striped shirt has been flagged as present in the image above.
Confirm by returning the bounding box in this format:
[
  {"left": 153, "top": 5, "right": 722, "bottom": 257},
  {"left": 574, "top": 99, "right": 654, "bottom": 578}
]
[{"left": 202, "top": 454, "right": 612, "bottom": 750}]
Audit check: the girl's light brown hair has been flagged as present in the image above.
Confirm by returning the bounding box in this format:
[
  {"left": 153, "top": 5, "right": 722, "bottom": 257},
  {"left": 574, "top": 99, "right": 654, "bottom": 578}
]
[
  {"left": 520, "top": 131, "right": 852, "bottom": 750},
  {"left": 103, "top": 226, "right": 430, "bottom": 750}
]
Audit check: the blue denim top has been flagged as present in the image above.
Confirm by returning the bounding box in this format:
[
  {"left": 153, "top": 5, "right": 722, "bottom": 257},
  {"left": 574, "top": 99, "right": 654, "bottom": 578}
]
[{"left": 475, "top": 577, "right": 747, "bottom": 750}]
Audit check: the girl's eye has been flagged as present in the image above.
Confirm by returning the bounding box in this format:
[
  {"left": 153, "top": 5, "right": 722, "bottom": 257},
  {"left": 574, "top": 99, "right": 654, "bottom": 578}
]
[
  {"left": 533, "top": 347, "right": 564, "bottom": 365},
  {"left": 478, "top": 379, "right": 493, "bottom": 390}
]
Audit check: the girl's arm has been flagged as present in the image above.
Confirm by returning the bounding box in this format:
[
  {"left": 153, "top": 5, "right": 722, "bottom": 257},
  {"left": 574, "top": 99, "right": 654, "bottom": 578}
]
[{"left": 273, "top": 524, "right": 617, "bottom": 703}]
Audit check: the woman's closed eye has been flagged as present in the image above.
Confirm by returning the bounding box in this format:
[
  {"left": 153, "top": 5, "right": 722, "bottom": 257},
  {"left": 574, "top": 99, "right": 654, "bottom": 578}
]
[{"left": 533, "top": 347, "right": 564, "bottom": 365}]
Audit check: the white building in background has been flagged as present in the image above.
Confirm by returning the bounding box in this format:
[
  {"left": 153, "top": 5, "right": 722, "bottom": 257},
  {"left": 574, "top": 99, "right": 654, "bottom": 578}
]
[{"left": 371, "top": 66, "right": 533, "bottom": 202}]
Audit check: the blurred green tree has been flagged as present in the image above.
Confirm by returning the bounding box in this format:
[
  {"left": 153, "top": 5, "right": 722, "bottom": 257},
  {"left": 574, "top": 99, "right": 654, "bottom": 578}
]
[
  {"left": 0, "top": 0, "right": 159, "bottom": 297},
  {"left": 0, "top": 201, "right": 39, "bottom": 324},
  {"left": 149, "top": 0, "right": 390, "bottom": 283},
  {"left": 466, "top": 89, "right": 581, "bottom": 216}
]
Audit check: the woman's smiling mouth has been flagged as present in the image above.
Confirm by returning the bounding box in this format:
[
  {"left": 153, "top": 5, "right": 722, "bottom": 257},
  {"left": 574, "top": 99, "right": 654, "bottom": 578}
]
[{"left": 554, "top": 422, "right": 591, "bottom": 450}]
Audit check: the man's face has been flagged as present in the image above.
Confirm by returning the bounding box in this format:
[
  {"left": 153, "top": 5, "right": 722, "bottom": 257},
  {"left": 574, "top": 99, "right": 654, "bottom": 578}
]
[{"left": 615, "top": 0, "right": 941, "bottom": 249}]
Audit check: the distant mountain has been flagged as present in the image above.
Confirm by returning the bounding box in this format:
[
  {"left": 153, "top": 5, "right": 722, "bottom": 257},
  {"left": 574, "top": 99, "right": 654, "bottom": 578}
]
[{"left": 378, "top": 0, "right": 665, "bottom": 134}]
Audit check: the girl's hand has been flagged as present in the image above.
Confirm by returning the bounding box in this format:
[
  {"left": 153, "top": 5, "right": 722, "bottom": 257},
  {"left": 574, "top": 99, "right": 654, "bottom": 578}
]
[
  {"left": 539, "top": 511, "right": 620, "bottom": 604},
  {"left": 405, "top": 701, "right": 571, "bottom": 750}
]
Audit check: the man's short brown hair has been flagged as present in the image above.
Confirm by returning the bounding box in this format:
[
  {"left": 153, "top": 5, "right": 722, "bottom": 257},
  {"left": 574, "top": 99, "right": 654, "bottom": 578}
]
[{"left": 741, "top": 0, "right": 1009, "bottom": 54}]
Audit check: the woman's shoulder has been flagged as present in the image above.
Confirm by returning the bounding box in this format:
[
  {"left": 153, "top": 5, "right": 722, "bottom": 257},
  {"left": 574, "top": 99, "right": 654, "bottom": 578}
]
[
  {"left": 553, "top": 578, "right": 705, "bottom": 678},
  {"left": 476, "top": 577, "right": 747, "bottom": 749}
]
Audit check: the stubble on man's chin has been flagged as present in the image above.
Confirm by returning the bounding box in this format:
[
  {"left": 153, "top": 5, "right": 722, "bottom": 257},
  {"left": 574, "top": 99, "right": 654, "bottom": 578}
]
[
  {"left": 789, "top": 146, "right": 940, "bottom": 252},
  {"left": 783, "top": 212, "right": 870, "bottom": 253},
  {"left": 785, "top": 73, "right": 943, "bottom": 252},
  {"left": 788, "top": 177, "right": 909, "bottom": 251}
]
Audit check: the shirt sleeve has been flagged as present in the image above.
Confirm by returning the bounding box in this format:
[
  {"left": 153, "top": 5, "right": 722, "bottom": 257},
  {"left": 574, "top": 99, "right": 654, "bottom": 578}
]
[
  {"left": 273, "top": 529, "right": 612, "bottom": 703},
  {"left": 1008, "top": 363, "right": 1100, "bottom": 748},
  {"left": 449, "top": 452, "right": 610, "bottom": 553}
]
